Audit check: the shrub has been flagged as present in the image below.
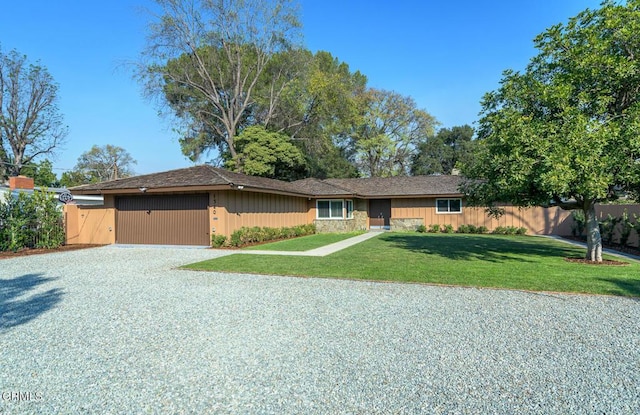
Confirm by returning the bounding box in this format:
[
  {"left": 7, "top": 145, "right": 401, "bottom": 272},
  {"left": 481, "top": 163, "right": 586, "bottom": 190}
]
[
  {"left": 428, "top": 224, "right": 441, "bottom": 233},
  {"left": 227, "top": 224, "right": 316, "bottom": 247},
  {"left": 457, "top": 224, "right": 471, "bottom": 234},
  {"left": 416, "top": 224, "right": 427, "bottom": 233},
  {"left": 599, "top": 214, "right": 622, "bottom": 244},
  {"left": 492, "top": 226, "right": 526, "bottom": 235},
  {"left": 442, "top": 224, "right": 454, "bottom": 234},
  {"left": 475, "top": 226, "right": 488, "bottom": 234},
  {"left": 211, "top": 234, "right": 227, "bottom": 248},
  {"left": 571, "top": 210, "right": 586, "bottom": 236},
  {"left": 0, "top": 190, "right": 64, "bottom": 252}
]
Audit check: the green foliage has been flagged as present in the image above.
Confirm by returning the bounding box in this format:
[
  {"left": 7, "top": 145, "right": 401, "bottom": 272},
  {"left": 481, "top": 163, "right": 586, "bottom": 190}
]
[
  {"left": 227, "top": 224, "right": 316, "bottom": 247},
  {"left": 411, "top": 125, "right": 477, "bottom": 175},
  {"left": 353, "top": 89, "right": 437, "bottom": 177},
  {"left": 20, "top": 159, "right": 59, "bottom": 187},
  {"left": 463, "top": 1, "right": 640, "bottom": 260},
  {"left": 0, "top": 190, "right": 64, "bottom": 251},
  {"left": 618, "top": 211, "right": 636, "bottom": 247},
  {"left": 211, "top": 234, "right": 227, "bottom": 248},
  {"left": 442, "top": 224, "right": 455, "bottom": 234},
  {"left": 571, "top": 210, "right": 586, "bottom": 236},
  {"left": 492, "top": 226, "right": 527, "bottom": 236},
  {"left": 416, "top": 224, "right": 427, "bottom": 233},
  {"left": 457, "top": 224, "right": 490, "bottom": 234},
  {"left": 599, "top": 214, "right": 623, "bottom": 245},
  {"left": 225, "top": 126, "right": 307, "bottom": 180},
  {"left": 428, "top": 224, "right": 441, "bottom": 233}
]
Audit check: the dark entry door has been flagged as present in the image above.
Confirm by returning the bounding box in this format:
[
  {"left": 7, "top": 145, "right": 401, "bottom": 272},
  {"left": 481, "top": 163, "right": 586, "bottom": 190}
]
[
  {"left": 116, "top": 194, "right": 210, "bottom": 245},
  {"left": 369, "top": 199, "right": 391, "bottom": 229}
]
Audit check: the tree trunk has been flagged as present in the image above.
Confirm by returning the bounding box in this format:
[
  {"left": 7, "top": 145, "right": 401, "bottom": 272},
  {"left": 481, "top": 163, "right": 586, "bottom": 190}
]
[{"left": 584, "top": 203, "right": 603, "bottom": 262}]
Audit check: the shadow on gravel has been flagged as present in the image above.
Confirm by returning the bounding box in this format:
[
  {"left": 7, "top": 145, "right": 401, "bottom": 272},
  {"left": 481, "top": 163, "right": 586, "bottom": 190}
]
[
  {"left": 380, "top": 234, "right": 577, "bottom": 263},
  {"left": 0, "top": 274, "right": 63, "bottom": 331}
]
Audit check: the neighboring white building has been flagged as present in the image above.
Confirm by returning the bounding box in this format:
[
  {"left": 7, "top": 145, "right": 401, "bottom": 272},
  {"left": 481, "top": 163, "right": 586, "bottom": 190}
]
[{"left": 0, "top": 176, "right": 104, "bottom": 206}]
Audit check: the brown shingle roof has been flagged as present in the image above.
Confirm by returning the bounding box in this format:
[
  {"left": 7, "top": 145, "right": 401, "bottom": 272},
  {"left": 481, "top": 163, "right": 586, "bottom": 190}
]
[
  {"left": 71, "top": 165, "right": 307, "bottom": 196},
  {"left": 323, "top": 175, "right": 464, "bottom": 197},
  {"left": 71, "top": 165, "right": 464, "bottom": 198}
]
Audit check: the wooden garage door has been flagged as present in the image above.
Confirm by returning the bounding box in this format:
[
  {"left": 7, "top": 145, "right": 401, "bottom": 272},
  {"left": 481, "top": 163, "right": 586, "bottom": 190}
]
[{"left": 116, "top": 194, "right": 209, "bottom": 245}]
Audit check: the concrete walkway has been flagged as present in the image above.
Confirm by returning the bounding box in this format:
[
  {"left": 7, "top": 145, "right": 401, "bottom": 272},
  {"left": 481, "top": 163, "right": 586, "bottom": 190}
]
[{"left": 235, "top": 231, "right": 383, "bottom": 257}]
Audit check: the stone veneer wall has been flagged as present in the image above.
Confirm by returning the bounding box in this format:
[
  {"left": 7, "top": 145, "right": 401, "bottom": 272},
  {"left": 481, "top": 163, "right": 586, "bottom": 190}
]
[
  {"left": 314, "top": 199, "right": 368, "bottom": 233},
  {"left": 390, "top": 218, "right": 424, "bottom": 231}
]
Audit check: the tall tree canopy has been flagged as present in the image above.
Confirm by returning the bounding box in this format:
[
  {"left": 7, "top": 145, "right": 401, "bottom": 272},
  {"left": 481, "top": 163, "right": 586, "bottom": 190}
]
[
  {"left": 140, "top": 0, "right": 302, "bottom": 169},
  {"left": 0, "top": 47, "right": 67, "bottom": 179},
  {"left": 60, "top": 145, "right": 136, "bottom": 187},
  {"left": 463, "top": 0, "right": 640, "bottom": 262},
  {"left": 224, "top": 125, "right": 306, "bottom": 180},
  {"left": 411, "top": 125, "right": 476, "bottom": 176},
  {"left": 353, "top": 89, "right": 437, "bottom": 177}
]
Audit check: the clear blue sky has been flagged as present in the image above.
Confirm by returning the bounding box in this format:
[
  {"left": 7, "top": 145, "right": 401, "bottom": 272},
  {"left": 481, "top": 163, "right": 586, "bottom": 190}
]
[{"left": 0, "top": 0, "right": 601, "bottom": 176}]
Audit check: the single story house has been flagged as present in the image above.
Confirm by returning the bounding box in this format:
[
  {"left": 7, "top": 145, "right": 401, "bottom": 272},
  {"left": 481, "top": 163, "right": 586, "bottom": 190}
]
[{"left": 66, "top": 165, "right": 573, "bottom": 246}]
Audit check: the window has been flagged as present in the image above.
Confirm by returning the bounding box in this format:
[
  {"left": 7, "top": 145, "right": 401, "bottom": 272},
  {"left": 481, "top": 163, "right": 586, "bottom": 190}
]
[
  {"left": 436, "top": 198, "right": 462, "bottom": 214},
  {"left": 316, "top": 199, "right": 354, "bottom": 219}
]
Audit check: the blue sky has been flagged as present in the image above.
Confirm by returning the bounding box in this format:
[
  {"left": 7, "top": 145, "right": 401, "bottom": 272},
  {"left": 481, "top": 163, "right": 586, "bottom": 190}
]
[{"left": 0, "top": 0, "right": 601, "bottom": 176}]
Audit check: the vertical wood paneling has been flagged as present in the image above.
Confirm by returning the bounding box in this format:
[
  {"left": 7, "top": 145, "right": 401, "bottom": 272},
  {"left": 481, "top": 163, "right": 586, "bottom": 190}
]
[
  {"left": 391, "top": 198, "right": 572, "bottom": 235},
  {"left": 116, "top": 194, "right": 209, "bottom": 245}
]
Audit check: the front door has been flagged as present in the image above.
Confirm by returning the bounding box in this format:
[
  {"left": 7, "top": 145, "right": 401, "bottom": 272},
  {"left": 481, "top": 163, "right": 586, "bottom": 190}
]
[{"left": 369, "top": 199, "right": 391, "bottom": 229}]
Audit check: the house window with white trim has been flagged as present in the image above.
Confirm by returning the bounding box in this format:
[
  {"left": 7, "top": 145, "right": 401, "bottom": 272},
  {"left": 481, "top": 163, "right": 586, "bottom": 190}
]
[
  {"left": 316, "top": 199, "right": 354, "bottom": 219},
  {"left": 436, "top": 198, "right": 462, "bottom": 214}
]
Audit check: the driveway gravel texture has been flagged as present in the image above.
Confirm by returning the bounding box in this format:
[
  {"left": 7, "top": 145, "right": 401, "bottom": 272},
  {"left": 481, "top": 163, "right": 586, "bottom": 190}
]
[{"left": 1, "top": 246, "right": 639, "bottom": 414}]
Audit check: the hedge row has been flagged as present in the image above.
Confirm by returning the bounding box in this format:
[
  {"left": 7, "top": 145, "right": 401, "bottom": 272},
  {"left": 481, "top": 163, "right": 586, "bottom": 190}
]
[
  {"left": 417, "top": 224, "right": 527, "bottom": 235},
  {"left": 211, "top": 224, "right": 316, "bottom": 248}
]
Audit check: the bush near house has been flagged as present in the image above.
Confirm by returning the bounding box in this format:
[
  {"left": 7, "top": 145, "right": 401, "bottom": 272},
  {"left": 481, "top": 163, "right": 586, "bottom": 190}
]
[
  {"left": 218, "top": 224, "right": 317, "bottom": 248},
  {"left": 0, "top": 190, "right": 65, "bottom": 252}
]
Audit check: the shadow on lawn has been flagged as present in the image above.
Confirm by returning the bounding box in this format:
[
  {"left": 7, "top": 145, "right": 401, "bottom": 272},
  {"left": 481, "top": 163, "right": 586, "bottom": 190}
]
[
  {"left": 0, "top": 274, "right": 63, "bottom": 331},
  {"left": 380, "top": 233, "right": 578, "bottom": 263},
  {"left": 597, "top": 278, "right": 640, "bottom": 298}
]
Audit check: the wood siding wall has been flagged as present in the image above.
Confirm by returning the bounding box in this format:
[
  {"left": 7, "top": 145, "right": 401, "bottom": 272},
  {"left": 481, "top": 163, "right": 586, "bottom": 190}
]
[
  {"left": 392, "top": 199, "right": 573, "bottom": 235},
  {"left": 64, "top": 204, "right": 116, "bottom": 245},
  {"left": 210, "top": 190, "right": 309, "bottom": 238}
]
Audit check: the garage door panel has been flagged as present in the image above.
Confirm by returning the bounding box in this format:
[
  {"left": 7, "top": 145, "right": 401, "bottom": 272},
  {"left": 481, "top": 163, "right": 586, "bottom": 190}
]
[{"left": 116, "top": 194, "right": 209, "bottom": 245}]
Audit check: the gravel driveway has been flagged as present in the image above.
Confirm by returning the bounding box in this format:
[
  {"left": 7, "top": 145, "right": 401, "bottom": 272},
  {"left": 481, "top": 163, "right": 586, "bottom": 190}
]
[{"left": 1, "top": 246, "right": 639, "bottom": 414}]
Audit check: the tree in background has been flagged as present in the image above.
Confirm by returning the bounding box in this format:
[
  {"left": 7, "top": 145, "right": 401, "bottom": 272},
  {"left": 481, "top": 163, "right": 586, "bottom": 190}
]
[
  {"left": 224, "top": 125, "right": 307, "bottom": 181},
  {"left": 140, "top": 0, "right": 302, "bottom": 168},
  {"left": 463, "top": 0, "right": 640, "bottom": 262},
  {"left": 60, "top": 145, "right": 136, "bottom": 187},
  {"left": 411, "top": 125, "right": 476, "bottom": 175},
  {"left": 352, "top": 89, "right": 437, "bottom": 177},
  {"left": 20, "top": 159, "right": 59, "bottom": 187},
  {"left": 0, "top": 47, "right": 67, "bottom": 179},
  {"left": 274, "top": 50, "right": 365, "bottom": 178}
]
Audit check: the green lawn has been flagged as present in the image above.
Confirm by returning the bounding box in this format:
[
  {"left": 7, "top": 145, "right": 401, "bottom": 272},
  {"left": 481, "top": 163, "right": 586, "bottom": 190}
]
[
  {"left": 186, "top": 233, "right": 640, "bottom": 297},
  {"left": 242, "top": 231, "right": 364, "bottom": 251}
]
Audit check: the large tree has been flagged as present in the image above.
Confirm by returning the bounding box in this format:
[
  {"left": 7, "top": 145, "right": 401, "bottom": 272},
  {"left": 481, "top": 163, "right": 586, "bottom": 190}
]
[
  {"left": 140, "top": 0, "right": 302, "bottom": 168},
  {"left": 0, "top": 48, "right": 67, "bottom": 178},
  {"left": 463, "top": 0, "right": 640, "bottom": 262},
  {"left": 353, "top": 89, "right": 437, "bottom": 177},
  {"left": 224, "top": 125, "right": 306, "bottom": 180},
  {"left": 61, "top": 145, "right": 136, "bottom": 187},
  {"left": 275, "top": 50, "right": 366, "bottom": 178},
  {"left": 411, "top": 125, "right": 476, "bottom": 176}
]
